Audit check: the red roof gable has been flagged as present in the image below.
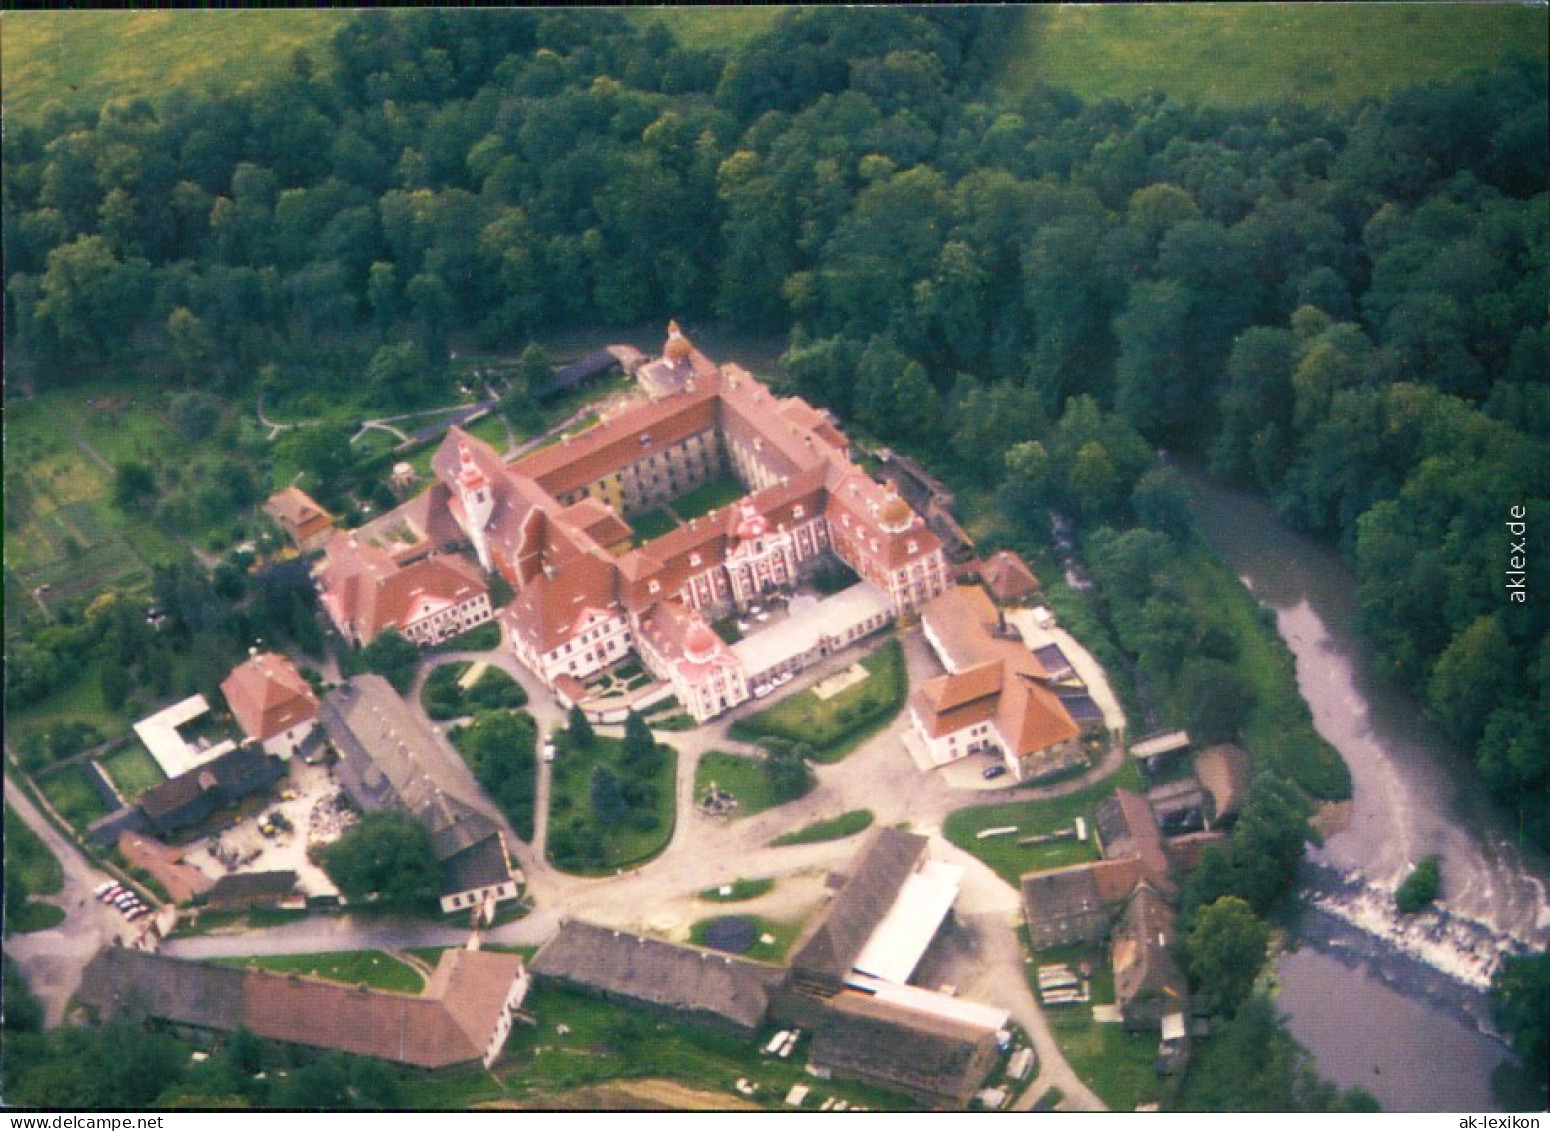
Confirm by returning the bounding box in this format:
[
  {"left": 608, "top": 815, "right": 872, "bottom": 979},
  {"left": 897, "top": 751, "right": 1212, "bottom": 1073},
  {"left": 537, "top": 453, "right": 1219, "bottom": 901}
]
[{"left": 220, "top": 652, "right": 318, "bottom": 743}]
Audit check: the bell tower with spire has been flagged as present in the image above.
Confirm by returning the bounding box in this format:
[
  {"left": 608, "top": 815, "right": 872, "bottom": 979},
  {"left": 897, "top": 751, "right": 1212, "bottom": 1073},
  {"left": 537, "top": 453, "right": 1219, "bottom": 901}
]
[{"left": 456, "top": 441, "right": 495, "bottom": 571}]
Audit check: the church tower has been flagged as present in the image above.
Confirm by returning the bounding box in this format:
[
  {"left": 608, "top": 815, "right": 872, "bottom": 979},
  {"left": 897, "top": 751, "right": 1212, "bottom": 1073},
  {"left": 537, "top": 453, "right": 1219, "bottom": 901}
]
[{"left": 456, "top": 442, "right": 495, "bottom": 571}]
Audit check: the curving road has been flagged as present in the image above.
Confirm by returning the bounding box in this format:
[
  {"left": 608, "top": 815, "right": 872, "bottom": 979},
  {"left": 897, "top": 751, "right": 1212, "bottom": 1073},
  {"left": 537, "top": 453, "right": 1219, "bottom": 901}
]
[
  {"left": 3, "top": 767, "right": 135, "bottom": 1027},
  {"left": 10, "top": 606, "right": 1126, "bottom": 1108},
  {"left": 157, "top": 622, "right": 1125, "bottom": 1109}
]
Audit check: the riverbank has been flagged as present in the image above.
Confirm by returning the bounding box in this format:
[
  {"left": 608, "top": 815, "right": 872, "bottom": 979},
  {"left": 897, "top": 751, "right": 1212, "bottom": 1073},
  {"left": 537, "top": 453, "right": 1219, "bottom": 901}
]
[{"left": 1182, "top": 466, "right": 1549, "bottom": 1112}]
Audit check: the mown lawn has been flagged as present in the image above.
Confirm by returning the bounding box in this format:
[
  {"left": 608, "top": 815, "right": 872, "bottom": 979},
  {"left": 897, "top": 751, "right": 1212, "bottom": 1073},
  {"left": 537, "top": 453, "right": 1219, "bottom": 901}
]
[
  {"left": 699, "top": 877, "right": 776, "bottom": 903},
  {"left": 1015, "top": 929, "right": 1162, "bottom": 1112},
  {"left": 1047, "top": 1013, "right": 1165, "bottom": 1113},
  {"left": 36, "top": 765, "right": 112, "bottom": 830},
  {"left": 211, "top": 950, "right": 425, "bottom": 994},
  {"left": 695, "top": 751, "right": 792, "bottom": 819},
  {"left": 689, "top": 914, "right": 803, "bottom": 964},
  {"left": 546, "top": 734, "right": 677, "bottom": 874},
  {"left": 465, "top": 410, "right": 511, "bottom": 453},
  {"left": 1003, "top": 4, "right": 1546, "bottom": 108},
  {"left": 730, "top": 637, "right": 906, "bottom": 761},
  {"left": 669, "top": 475, "right": 746, "bottom": 525},
  {"left": 942, "top": 770, "right": 1141, "bottom": 887},
  {"left": 770, "top": 809, "right": 874, "bottom": 848},
  {"left": 630, "top": 508, "right": 679, "bottom": 544},
  {"left": 98, "top": 742, "right": 167, "bottom": 801},
  {"left": 4, "top": 803, "right": 64, "bottom": 896}
]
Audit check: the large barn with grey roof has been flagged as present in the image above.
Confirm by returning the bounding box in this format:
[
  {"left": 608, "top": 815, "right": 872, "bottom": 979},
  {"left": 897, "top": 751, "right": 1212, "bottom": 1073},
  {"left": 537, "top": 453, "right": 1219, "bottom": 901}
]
[{"left": 319, "top": 675, "right": 520, "bottom": 916}]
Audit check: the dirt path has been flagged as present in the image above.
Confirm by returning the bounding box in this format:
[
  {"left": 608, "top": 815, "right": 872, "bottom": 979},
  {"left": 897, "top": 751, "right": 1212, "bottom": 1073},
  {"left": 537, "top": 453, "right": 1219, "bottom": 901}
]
[
  {"left": 66, "top": 427, "right": 113, "bottom": 475},
  {"left": 3, "top": 765, "right": 132, "bottom": 1026}
]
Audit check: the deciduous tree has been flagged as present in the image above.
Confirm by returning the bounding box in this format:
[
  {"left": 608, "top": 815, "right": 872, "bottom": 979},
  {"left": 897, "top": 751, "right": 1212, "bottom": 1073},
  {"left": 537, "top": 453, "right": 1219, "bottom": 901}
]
[{"left": 1186, "top": 895, "right": 1271, "bottom": 1018}]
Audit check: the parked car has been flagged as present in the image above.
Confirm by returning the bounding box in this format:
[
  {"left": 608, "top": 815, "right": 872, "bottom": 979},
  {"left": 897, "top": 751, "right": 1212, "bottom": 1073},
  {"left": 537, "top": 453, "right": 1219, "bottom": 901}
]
[
  {"left": 982, "top": 764, "right": 1008, "bottom": 781},
  {"left": 541, "top": 736, "right": 557, "bottom": 763}
]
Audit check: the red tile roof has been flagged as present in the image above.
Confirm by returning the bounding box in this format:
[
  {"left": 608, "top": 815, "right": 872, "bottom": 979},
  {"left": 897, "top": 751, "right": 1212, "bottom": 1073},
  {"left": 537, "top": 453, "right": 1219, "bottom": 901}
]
[
  {"left": 982, "top": 550, "right": 1041, "bottom": 604},
  {"left": 913, "top": 588, "right": 1079, "bottom": 760},
  {"left": 264, "top": 486, "right": 333, "bottom": 544},
  {"left": 318, "top": 535, "right": 488, "bottom": 643},
  {"left": 922, "top": 586, "right": 1002, "bottom": 669},
  {"left": 409, "top": 334, "right": 948, "bottom": 680},
  {"left": 512, "top": 384, "right": 720, "bottom": 500},
  {"left": 558, "top": 496, "right": 633, "bottom": 552},
  {"left": 638, "top": 599, "right": 738, "bottom": 681},
  {"left": 236, "top": 949, "right": 524, "bottom": 1070},
  {"left": 504, "top": 551, "right": 622, "bottom": 655},
  {"left": 220, "top": 652, "right": 318, "bottom": 743},
  {"left": 1096, "top": 789, "right": 1174, "bottom": 894}
]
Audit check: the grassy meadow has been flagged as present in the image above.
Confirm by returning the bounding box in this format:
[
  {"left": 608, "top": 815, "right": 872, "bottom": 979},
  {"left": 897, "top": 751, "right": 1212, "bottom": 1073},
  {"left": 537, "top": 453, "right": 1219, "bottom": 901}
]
[
  {"left": 1004, "top": 4, "right": 1547, "bottom": 108},
  {"left": 211, "top": 950, "right": 426, "bottom": 995},
  {"left": 943, "top": 768, "right": 1141, "bottom": 887},
  {"left": 4, "top": 803, "right": 65, "bottom": 897},
  {"left": 2, "top": 10, "right": 347, "bottom": 122},
  {"left": 98, "top": 742, "right": 167, "bottom": 801},
  {"left": 36, "top": 764, "right": 112, "bottom": 830},
  {"left": 8, "top": 6, "right": 1541, "bottom": 131}
]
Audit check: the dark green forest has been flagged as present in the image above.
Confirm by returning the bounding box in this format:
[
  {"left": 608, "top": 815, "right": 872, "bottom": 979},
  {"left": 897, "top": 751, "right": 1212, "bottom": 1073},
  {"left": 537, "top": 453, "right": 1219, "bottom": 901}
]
[
  {"left": 7, "top": 8, "right": 1543, "bottom": 844},
  {"left": 2, "top": 11, "right": 1546, "bottom": 1108}
]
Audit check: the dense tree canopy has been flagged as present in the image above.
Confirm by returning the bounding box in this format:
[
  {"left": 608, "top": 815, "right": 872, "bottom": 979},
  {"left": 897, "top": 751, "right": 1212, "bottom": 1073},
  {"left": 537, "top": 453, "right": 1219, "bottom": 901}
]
[
  {"left": 1186, "top": 896, "right": 1271, "bottom": 1019},
  {"left": 317, "top": 809, "right": 440, "bottom": 907},
  {"left": 1491, "top": 951, "right": 1550, "bottom": 1101},
  {"left": 3, "top": 8, "right": 1544, "bottom": 1114}
]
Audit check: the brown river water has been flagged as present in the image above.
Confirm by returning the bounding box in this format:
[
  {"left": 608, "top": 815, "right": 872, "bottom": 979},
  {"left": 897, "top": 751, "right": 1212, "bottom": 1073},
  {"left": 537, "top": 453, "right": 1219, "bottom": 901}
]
[{"left": 1182, "top": 468, "right": 1548, "bottom": 1112}]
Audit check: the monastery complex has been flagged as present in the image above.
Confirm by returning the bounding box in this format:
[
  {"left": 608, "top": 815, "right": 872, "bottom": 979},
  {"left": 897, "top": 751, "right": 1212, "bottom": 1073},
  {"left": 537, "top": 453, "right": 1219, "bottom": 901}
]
[
  {"left": 317, "top": 323, "right": 951, "bottom": 722},
  {"left": 312, "top": 323, "right": 1090, "bottom": 779}
]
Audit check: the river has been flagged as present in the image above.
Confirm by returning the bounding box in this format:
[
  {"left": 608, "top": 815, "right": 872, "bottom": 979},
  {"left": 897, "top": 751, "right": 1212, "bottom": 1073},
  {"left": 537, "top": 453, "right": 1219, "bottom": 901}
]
[{"left": 1182, "top": 469, "right": 1549, "bottom": 1113}]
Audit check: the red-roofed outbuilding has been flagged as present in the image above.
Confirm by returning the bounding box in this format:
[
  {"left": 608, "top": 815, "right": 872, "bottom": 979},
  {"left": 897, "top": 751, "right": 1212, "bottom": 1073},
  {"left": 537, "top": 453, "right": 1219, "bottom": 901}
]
[{"left": 220, "top": 652, "right": 318, "bottom": 758}]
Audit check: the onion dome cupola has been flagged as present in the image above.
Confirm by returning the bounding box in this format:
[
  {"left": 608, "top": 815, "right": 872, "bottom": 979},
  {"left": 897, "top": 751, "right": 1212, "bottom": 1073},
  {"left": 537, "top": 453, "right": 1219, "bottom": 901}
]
[
  {"left": 684, "top": 621, "right": 720, "bottom": 666},
  {"left": 663, "top": 319, "right": 694, "bottom": 363},
  {"left": 878, "top": 491, "right": 914, "bottom": 535}
]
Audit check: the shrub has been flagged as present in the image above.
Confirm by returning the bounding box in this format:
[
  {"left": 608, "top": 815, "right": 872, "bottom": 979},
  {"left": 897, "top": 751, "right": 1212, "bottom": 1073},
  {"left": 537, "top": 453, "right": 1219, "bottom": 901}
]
[
  {"left": 1395, "top": 854, "right": 1441, "bottom": 914},
  {"left": 771, "top": 809, "right": 874, "bottom": 847}
]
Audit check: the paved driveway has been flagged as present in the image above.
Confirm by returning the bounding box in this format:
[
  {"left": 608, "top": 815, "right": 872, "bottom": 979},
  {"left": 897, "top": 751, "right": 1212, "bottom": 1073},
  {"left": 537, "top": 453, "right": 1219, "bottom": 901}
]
[
  {"left": 4, "top": 768, "right": 133, "bottom": 1026},
  {"left": 47, "top": 623, "right": 1125, "bottom": 1109}
]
